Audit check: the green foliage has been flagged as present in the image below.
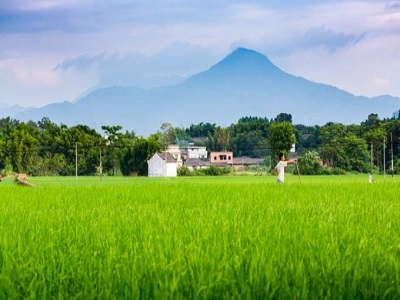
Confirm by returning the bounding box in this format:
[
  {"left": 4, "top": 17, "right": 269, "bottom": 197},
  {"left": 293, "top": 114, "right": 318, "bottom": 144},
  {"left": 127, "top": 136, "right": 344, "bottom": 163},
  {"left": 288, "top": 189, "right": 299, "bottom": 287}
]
[
  {"left": 186, "top": 122, "right": 216, "bottom": 138},
  {"left": 195, "top": 165, "right": 232, "bottom": 176},
  {"left": 296, "top": 150, "right": 323, "bottom": 175},
  {"left": 230, "top": 117, "right": 270, "bottom": 157},
  {"left": 268, "top": 122, "right": 295, "bottom": 163},
  {"left": 342, "top": 134, "right": 369, "bottom": 172},
  {"left": 122, "top": 137, "right": 160, "bottom": 176},
  {"left": 294, "top": 124, "right": 321, "bottom": 153},
  {"left": 274, "top": 112, "right": 292, "bottom": 123},
  {"left": 177, "top": 166, "right": 232, "bottom": 176},
  {"left": 177, "top": 166, "right": 193, "bottom": 176},
  {"left": 0, "top": 111, "right": 400, "bottom": 176},
  {"left": 208, "top": 127, "right": 231, "bottom": 152},
  {"left": 320, "top": 123, "right": 347, "bottom": 167}
]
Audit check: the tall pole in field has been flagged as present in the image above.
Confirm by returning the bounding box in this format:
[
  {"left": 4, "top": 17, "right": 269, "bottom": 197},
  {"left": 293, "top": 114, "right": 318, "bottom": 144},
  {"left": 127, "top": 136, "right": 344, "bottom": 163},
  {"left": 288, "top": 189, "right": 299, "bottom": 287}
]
[
  {"left": 75, "top": 142, "right": 78, "bottom": 178},
  {"left": 383, "top": 138, "right": 386, "bottom": 178},
  {"left": 295, "top": 161, "right": 301, "bottom": 183},
  {"left": 99, "top": 143, "right": 103, "bottom": 181},
  {"left": 370, "top": 141, "right": 374, "bottom": 172},
  {"left": 391, "top": 132, "right": 394, "bottom": 179}
]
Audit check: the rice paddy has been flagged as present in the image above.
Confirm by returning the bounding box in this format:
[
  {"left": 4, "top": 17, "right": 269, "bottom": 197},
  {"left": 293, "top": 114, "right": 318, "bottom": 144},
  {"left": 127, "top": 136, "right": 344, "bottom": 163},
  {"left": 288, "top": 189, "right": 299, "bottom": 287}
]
[{"left": 0, "top": 174, "right": 399, "bottom": 299}]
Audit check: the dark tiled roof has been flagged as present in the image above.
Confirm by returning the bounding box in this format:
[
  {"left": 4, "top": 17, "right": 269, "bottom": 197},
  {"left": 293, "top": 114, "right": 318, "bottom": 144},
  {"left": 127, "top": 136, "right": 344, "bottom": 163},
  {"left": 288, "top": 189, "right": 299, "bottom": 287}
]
[
  {"left": 233, "top": 156, "right": 264, "bottom": 165},
  {"left": 158, "top": 152, "right": 177, "bottom": 163},
  {"left": 184, "top": 158, "right": 210, "bottom": 167}
]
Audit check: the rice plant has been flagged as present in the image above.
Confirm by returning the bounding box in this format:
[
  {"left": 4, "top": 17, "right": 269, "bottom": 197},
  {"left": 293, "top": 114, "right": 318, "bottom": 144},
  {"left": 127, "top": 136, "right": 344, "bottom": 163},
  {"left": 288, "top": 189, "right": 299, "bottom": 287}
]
[{"left": 0, "top": 175, "right": 399, "bottom": 299}]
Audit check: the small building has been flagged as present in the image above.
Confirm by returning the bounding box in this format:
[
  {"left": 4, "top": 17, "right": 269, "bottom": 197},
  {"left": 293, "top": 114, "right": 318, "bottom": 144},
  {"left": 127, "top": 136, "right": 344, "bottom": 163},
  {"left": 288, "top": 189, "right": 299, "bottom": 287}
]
[
  {"left": 233, "top": 156, "right": 264, "bottom": 170},
  {"left": 184, "top": 144, "right": 208, "bottom": 159},
  {"left": 165, "top": 145, "right": 183, "bottom": 167},
  {"left": 147, "top": 152, "right": 178, "bottom": 177},
  {"left": 210, "top": 151, "right": 233, "bottom": 166},
  {"left": 184, "top": 157, "right": 211, "bottom": 171}
]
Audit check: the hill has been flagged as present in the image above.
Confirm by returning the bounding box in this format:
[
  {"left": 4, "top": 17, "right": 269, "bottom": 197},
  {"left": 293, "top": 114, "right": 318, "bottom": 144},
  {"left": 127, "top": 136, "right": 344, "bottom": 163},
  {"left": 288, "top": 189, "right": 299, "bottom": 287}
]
[{"left": 3, "top": 47, "right": 399, "bottom": 136}]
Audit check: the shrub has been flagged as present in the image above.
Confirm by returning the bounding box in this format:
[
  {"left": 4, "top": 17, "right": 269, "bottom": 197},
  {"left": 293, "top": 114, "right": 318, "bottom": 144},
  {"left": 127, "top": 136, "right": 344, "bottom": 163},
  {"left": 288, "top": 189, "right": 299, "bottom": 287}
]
[{"left": 177, "top": 166, "right": 193, "bottom": 176}]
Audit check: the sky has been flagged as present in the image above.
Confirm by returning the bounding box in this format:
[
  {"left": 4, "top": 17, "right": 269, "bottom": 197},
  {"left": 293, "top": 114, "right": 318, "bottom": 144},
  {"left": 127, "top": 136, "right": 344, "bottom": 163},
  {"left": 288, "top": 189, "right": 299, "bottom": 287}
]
[{"left": 1, "top": 0, "right": 400, "bottom": 108}]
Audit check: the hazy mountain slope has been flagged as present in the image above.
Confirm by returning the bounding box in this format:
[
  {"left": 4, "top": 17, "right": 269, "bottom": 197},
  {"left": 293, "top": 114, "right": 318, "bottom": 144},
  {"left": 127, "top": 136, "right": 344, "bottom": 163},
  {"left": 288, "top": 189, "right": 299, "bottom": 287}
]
[{"left": 11, "top": 48, "right": 400, "bottom": 136}]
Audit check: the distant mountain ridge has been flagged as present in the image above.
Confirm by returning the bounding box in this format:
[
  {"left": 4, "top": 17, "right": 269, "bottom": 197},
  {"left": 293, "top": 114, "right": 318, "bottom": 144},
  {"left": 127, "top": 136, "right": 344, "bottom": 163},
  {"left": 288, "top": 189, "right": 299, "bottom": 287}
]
[{"left": 1, "top": 47, "right": 399, "bottom": 136}]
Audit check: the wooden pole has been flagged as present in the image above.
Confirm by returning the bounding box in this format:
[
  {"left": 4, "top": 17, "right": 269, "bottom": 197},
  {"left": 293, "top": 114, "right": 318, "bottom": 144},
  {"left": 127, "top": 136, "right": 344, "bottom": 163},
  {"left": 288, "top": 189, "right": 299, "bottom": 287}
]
[
  {"left": 295, "top": 161, "right": 301, "bottom": 183},
  {"left": 391, "top": 132, "right": 394, "bottom": 179},
  {"left": 383, "top": 138, "right": 386, "bottom": 178},
  {"left": 370, "top": 141, "right": 373, "bottom": 172},
  {"left": 99, "top": 144, "right": 102, "bottom": 181},
  {"left": 75, "top": 142, "right": 78, "bottom": 178}
]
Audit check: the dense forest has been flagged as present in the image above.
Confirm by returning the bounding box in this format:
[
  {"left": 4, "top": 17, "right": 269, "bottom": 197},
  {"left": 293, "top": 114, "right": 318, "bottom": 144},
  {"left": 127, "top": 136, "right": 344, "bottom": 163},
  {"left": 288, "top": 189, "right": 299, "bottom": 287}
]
[{"left": 0, "top": 112, "right": 399, "bottom": 176}]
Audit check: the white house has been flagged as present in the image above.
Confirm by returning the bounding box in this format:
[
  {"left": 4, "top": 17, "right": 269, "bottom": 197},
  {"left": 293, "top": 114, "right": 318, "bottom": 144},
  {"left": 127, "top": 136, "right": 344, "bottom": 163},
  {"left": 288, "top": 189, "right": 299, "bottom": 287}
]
[
  {"left": 185, "top": 145, "right": 208, "bottom": 159},
  {"left": 165, "top": 145, "right": 183, "bottom": 167},
  {"left": 147, "top": 152, "right": 178, "bottom": 177}
]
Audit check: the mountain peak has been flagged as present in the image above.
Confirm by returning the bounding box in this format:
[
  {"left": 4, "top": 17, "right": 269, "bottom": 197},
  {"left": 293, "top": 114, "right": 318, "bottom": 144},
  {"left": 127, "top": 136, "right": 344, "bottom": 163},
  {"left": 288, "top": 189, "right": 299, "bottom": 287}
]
[
  {"left": 227, "top": 47, "right": 270, "bottom": 60},
  {"left": 216, "top": 47, "right": 279, "bottom": 72},
  {"left": 183, "top": 47, "right": 287, "bottom": 87}
]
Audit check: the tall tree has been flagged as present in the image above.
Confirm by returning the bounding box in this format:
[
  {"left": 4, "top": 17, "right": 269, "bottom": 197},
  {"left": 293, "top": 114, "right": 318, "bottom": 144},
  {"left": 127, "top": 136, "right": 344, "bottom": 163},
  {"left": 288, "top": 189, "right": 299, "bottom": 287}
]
[
  {"left": 230, "top": 117, "right": 270, "bottom": 157},
  {"left": 320, "top": 123, "right": 347, "bottom": 167},
  {"left": 268, "top": 122, "right": 295, "bottom": 163},
  {"left": 274, "top": 113, "right": 292, "bottom": 123},
  {"left": 101, "top": 125, "right": 123, "bottom": 175},
  {"left": 362, "top": 114, "right": 386, "bottom": 171},
  {"left": 126, "top": 137, "right": 160, "bottom": 176},
  {"left": 213, "top": 127, "right": 231, "bottom": 151}
]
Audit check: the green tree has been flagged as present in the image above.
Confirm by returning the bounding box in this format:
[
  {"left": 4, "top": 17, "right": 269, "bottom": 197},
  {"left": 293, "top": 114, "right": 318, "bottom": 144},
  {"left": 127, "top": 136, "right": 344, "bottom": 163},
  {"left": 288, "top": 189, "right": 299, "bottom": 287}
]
[
  {"left": 361, "top": 114, "right": 386, "bottom": 171},
  {"left": 320, "top": 123, "right": 347, "bottom": 168},
  {"left": 213, "top": 127, "right": 231, "bottom": 151},
  {"left": 342, "top": 134, "right": 369, "bottom": 172},
  {"left": 7, "top": 122, "right": 40, "bottom": 174},
  {"left": 122, "top": 137, "right": 160, "bottom": 176},
  {"left": 186, "top": 122, "right": 216, "bottom": 138},
  {"left": 268, "top": 122, "right": 295, "bottom": 163},
  {"left": 274, "top": 113, "right": 292, "bottom": 123},
  {"left": 230, "top": 117, "right": 270, "bottom": 157},
  {"left": 297, "top": 150, "right": 322, "bottom": 175},
  {"left": 102, "top": 125, "right": 124, "bottom": 175},
  {"left": 0, "top": 117, "right": 20, "bottom": 172},
  {"left": 385, "top": 120, "right": 400, "bottom": 174}
]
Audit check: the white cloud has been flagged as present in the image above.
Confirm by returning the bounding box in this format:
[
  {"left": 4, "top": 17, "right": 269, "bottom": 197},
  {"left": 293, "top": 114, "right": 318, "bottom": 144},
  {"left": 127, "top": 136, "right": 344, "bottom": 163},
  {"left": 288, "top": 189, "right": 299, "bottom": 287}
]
[
  {"left": 1, "top": 0, "right": 400, "bottom": 107},
  {"left": 15, "top": 0, "right": 94, "bottom": 11}
]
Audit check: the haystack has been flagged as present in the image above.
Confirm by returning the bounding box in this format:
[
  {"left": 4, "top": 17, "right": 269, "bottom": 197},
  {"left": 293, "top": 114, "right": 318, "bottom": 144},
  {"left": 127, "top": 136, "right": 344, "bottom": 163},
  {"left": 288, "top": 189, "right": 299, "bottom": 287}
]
[{"left": 15, "top": 173, "right": 35, "bottom": 187}]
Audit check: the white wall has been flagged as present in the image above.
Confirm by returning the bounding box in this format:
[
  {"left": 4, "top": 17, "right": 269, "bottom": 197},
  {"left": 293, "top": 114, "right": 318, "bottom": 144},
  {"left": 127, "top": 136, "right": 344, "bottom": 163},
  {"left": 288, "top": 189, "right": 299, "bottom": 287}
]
[
  {"left": 165, "top": 162, "right": 177, "bottom": 177},
  {"left": 187, "top": 146, "right": 207, "bottom": 159},
  {"left": 147, "top": 153, "right": 177, "bottom": 177},
  {"left": 148, "top": 154, "right": 165, "bottom": 177}
]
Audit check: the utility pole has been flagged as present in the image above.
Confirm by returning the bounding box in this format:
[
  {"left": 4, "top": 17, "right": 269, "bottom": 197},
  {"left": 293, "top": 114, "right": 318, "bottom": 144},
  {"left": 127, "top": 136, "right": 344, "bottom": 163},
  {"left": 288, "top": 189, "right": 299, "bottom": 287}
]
[
  {"left": 99, "top": 142, "right": 103, "bottom": 181},
  {"left": 370, "top": 141, "right": 373, "bottom": 172},
  {"left": 164, "top": 148, "right": 168, "bottom": 177},
  {"left": 391, "top": 132, "right": 394, "bottom": 179},
  {"left": 383, "top": 138, "right": 386, "bottom": 178},
  {"left": 75, "top": 142, "right": 78, "bottom": 178}
]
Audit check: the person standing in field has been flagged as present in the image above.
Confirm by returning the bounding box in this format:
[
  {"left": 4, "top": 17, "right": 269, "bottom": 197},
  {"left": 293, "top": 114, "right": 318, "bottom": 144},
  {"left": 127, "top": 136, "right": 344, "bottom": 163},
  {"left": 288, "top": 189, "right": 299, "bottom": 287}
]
[
  {"left": 369, "top": 172, "right": 374, "bottom": 183},
  {"left": 274, "top": 152, "right": 297, "bottom": 184}
]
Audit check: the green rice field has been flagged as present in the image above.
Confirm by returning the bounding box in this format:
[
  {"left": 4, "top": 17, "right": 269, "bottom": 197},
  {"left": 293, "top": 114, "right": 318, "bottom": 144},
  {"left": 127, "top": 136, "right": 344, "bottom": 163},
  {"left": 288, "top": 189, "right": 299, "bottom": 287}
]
[{"left": 1, "top": 174, "right": 399, "bottom": 299}]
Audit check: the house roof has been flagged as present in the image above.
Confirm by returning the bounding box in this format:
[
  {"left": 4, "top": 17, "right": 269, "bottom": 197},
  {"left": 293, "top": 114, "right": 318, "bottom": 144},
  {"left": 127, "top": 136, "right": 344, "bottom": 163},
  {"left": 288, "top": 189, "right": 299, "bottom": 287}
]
[
  {"left": 158, "top": 152, "right": 177, "bottom": 162},
  {"left": 233, "top": 156, "right": 264, "bottom": 165},
  {"left": 184, "top": 158, "right": 210, "bottom": 167}
]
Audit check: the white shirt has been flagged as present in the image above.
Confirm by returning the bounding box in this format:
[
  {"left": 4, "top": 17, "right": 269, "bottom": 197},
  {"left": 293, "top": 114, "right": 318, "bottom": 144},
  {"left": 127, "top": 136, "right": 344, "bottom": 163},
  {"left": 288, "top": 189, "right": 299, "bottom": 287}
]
[{"left": 275, "top": 161, "right": 288, "bottom": 183}]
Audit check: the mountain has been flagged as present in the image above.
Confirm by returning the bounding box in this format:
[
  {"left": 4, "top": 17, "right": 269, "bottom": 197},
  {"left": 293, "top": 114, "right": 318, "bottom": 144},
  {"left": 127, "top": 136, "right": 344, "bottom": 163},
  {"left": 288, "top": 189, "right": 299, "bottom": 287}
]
[
  {"left": 4, "top": 47, "right": 400, "bottom": 136},
  {"left": 0, "top": 104, "right": 30, "bottom": 118}
]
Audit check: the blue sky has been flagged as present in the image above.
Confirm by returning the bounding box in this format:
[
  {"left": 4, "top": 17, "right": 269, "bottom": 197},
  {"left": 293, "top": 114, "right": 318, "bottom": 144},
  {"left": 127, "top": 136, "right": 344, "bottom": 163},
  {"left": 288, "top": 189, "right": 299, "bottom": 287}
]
[{"left": 1, "top": 0, "right": 400, "bottom": 107}]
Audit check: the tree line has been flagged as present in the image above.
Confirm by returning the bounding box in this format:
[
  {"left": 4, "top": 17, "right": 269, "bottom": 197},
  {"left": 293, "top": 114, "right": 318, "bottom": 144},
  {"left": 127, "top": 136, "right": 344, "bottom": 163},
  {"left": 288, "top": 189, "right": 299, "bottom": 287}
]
[{"left": 0, "top": 112, "right": 399, "bottom": 176}]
